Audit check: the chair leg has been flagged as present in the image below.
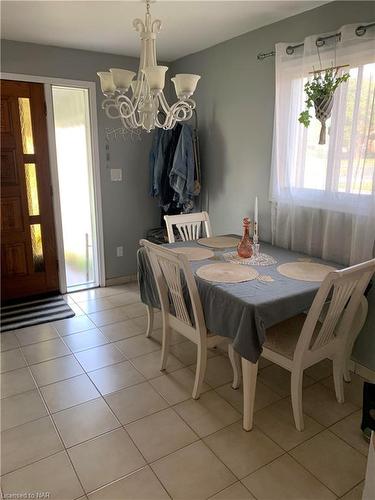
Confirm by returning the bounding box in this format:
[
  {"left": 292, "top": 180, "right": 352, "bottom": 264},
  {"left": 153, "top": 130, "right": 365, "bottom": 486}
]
[
  {"left": 228, "top": 343, "right": 241, "bottom": 389},
  {"left": 160, "top": 324, "right": 171, "bottom": 371},
  {"left": 192, "top": 343, "right": 207, "bottom": 400},
  {"left": 242, "top": 358, "right": 258, "bottom": 431},
  {"left": 291, "top": 369, "right": 304, "bottom": 431},
  {"left": 145, "top": 305, "right": 154, "bottom": 338},
  {"left": 333, "top": 358, "right": 345, "bottom": 403}
]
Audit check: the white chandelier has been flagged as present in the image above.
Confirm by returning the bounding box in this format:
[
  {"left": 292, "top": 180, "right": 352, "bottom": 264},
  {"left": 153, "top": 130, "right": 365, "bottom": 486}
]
[{"left": 97, "top": 0, "right": 201, "bottom": 133}]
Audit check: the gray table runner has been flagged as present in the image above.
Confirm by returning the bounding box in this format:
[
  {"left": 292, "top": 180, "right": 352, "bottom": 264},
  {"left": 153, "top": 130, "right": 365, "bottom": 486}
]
[{"left": 137, "top": 239, "right": 340, "bottom": 362}]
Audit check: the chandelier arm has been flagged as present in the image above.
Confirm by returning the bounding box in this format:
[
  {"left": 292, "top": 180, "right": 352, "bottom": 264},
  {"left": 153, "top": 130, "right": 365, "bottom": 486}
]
[{"left": 158, "top": 92, "right": 171, "bottom": 115}]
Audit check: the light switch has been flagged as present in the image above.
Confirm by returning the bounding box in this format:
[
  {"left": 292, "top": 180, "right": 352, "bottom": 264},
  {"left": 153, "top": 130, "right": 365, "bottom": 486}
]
[{"left": 110, "top": 168, "right": 122, "bottom": 181}]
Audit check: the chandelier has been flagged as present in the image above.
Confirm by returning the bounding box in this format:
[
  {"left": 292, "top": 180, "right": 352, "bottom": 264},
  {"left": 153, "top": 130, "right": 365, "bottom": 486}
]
[{"left": 97, "top": 0, "right": 201, "bottom": 133}]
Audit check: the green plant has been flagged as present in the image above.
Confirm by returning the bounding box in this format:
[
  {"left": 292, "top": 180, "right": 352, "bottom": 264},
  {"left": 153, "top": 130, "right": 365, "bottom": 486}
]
[{"left": 298, "top": 69, "right": 350, "bottom": 127}]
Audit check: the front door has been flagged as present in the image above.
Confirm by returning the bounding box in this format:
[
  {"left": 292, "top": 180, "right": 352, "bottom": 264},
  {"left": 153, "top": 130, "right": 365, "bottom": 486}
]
[{"left": 1, "top": 80, "right": 59, "bottom": 301}]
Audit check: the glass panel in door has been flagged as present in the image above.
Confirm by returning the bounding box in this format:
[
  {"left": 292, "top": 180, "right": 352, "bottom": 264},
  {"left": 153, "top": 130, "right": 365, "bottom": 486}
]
[{"left": 51, "top": 86, "right": 98, "bottom": 290}]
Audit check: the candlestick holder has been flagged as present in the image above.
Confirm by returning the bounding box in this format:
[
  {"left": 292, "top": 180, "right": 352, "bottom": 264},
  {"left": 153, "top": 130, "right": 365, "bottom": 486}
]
[{"left": 252, "top": 243, "right": 260, "bottom": 258}]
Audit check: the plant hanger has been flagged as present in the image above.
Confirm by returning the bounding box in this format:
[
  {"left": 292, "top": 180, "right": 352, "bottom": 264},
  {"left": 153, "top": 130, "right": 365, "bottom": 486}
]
[{"left": 299, "top": 37, "right": 350, "bottom": 145}]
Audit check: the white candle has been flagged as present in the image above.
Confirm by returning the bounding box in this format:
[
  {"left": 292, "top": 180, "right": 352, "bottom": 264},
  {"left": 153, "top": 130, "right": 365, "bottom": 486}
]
[{"left": 254, "top": 196, "right": 258, "bottom": 238}]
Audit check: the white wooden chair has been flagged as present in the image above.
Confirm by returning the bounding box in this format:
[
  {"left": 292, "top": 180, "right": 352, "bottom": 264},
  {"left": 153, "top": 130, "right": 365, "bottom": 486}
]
[
  {"left": 261, "top": 259, "right": 374, "bottom": 431},
  {"left": 164, "top": 211, "right": 212, "bottom": 243},
  {"left": 144, "top": 211, "right": 212, "bottom": 336},
  {"left": 140, "top": 238, "right": 239, "bottom": 399}
]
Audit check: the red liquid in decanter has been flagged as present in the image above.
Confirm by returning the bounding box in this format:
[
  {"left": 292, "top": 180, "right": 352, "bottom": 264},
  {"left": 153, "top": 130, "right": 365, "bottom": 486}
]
[{"left": 237, "top": 217, "right": 253, "bottom": 258}]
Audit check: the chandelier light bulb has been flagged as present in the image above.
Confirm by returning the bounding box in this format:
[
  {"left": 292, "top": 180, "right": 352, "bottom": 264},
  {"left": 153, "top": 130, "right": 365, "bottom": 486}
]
[{"left": 98, "top": 0, "right": 201, "bottom": 133}]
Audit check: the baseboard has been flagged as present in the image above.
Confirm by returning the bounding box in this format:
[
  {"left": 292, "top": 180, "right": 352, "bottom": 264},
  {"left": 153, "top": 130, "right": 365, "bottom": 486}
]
[{"left": 105, "top": 274, "right": 137, "bottom": 286}]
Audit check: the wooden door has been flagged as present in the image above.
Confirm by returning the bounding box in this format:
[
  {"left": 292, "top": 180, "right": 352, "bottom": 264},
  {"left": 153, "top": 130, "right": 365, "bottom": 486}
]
[{"left": 1, "top": 80, "right": 59, "bottom": 301}]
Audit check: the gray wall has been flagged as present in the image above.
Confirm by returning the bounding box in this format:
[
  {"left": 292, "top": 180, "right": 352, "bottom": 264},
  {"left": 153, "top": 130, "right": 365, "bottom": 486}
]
[
  {"left": 170, "top": 0, "right": 375, "bottom": 370},
  {"left": 1, "top": 40, "right": 160, "bottom": 279}
]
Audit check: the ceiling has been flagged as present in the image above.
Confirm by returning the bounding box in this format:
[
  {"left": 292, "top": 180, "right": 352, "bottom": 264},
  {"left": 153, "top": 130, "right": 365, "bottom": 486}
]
[{"left": 1, "top": 1, "right": 329, "bottom": 61}]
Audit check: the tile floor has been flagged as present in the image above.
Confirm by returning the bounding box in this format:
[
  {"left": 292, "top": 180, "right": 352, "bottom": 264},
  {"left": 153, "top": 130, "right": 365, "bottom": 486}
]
[{"left": 0, "top": 283, "right": 369, "bottom": 499}]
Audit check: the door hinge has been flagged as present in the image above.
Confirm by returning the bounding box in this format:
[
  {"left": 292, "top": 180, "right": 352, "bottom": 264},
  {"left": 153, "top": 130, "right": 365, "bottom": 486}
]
[
  {"left": 44, "top": 101, "right": 47, "bottom": 116},
  {"left": 50, "top": 185, "right": 53, "bottom": 197},
  {"left": 56, "top": 259, "right": 59, "bottom": 271}
]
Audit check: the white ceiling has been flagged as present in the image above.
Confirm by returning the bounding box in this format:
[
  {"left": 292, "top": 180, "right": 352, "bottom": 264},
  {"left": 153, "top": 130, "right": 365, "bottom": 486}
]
[{"left": 1, "top": 1, "right": 329, "bottom": 61}]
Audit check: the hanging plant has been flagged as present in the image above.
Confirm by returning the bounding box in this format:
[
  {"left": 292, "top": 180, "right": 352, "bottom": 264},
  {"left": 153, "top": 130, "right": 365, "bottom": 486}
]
[{"left": 298, "top": 68, "right": 350, "bottom": 145}]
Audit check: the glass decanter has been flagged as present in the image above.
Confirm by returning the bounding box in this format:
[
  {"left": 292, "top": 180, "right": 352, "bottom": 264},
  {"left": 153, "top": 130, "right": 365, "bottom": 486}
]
[{"left": 237, "top": 217, "right": 253, "bottom": 258}]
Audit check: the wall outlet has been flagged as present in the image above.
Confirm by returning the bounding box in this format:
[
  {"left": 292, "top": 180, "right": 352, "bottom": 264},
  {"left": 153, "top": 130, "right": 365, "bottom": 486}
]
[
  {"left": 111, "top": 169, "right": 122, "bottom": 181},
  {"left": 116, "top": 246, "right": 123, "bottom": 257}
]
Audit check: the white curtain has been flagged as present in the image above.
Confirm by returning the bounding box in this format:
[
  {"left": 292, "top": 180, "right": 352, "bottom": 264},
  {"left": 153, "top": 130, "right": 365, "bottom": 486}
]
[{"left": 270, "top": 24, "right": 375, "bottom": 265}]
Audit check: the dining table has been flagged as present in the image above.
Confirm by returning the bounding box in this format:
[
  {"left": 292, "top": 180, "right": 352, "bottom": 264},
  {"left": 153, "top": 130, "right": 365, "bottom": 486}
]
[{"left": 137, "top": 236, "right": 340, "bottom": 431}]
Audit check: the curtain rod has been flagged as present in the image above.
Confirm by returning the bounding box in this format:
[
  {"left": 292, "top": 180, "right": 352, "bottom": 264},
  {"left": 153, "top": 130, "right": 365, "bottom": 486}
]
[{"left": 257, "top": 21, "right": 375, "bottom": 61}]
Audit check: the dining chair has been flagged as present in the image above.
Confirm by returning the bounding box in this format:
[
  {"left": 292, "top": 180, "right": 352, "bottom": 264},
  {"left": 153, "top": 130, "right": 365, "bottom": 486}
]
[
  {"left": 260, "top": 258, "right": 375, "bottom": 431},
  {"left": 164, "top": 211, "right": 212, "bottom": 243},
  {"left": 139, "top": 238, "right": 239, "bottom": 399}
]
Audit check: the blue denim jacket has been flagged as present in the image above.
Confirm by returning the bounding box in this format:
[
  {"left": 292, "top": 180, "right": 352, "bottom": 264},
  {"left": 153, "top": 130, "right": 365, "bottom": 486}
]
[{"left": 169, "top": 124, "right": 195, "bottom": 210}]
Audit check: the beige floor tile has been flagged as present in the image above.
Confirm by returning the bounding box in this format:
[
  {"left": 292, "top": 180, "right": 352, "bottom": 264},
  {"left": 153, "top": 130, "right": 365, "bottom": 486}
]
[
  {"left": 340, "top": 482, "right": 364, "bottom": 500},
  {"left": 0, "top": 332, "right": 19, "bottom": 352},
  {"left": 150, "top": 367, "right": 210, "bottom": 405},
  {"left": 54, "top": 315, "right": 96, "bottom": 336},
  {"left": 242, "top": 453, "right": 336, "bottom": 500},
  {"left": 302, "top": 383, "right": 359, "bottom": 427},
  {"left": 151, "top": 441, "right": 236, "bottom": 499},
  {"left": 15, "top": 323, "right": 59, "bottom": 346},
  {"left": 216, "top": 380, "right": 281, "bottom": 414},
  {"left": 133, "top": 311, "right": 162, "bottom": 331},
  {"left": 189, "top": 355, "right": 234, "bottom": 388},
  {"left": 88, "top": 307, "right": 131, "bottom": 327},
  {"left": 41, "top": 374, "right": 100, "bottom": 413},
  {"left": 99, "top": 318, "right": 145, "bottom": 342},
  {"left": 63, "top": 329, "right": 109, "bottom": 353},
  {"left": 254, "top": 398, "right": 324, "bottom": 451},
  {"left": 258, "top": 364, "right": 315, "bottom": 397},
  {"left": 2, "top": 451, "right": 84, "bottom": 500},
  {"left": 121, "top": 302, "right": 148, "bottom": 319},
  {"left": 330, "top": 410, "right": 369, "bottom": 456},
  {"left": 68, "top": 428, "right": 146, "bottom": 493},
  {"left": 106, "top": 292, "right": 141, "bottom": 307},
  {"left": 21, "top": 338, "right": 71, "bottom": 365},
  {"left": 69, "top": 287, "right": 122, "bottom": 303},
  {"left": 305, "top": 359, "right": 333, "bottom": 381},
  {"left": 69, "top": 302, "right": 86, "bottom": 317},
  {"left": 1, "top": 416, "right": 63, "bottom": 474},
  {"left": 1, "top": 389, "right": 47, "bottom": 431},
  {"left": 321, "top": 373, "right": 365, "bottom": 407},
  {"left": 53, "top": 397, "right": 120, "bottom": 447},
  {"left": 174, "top": 390, "right": 241, "bottom": 437},
  {"left": 151, "top": 328, "right": 186, "bottom": 346},
  {"left": 74, "top": 344, "right": 126, "bottom": 372},
  {"left": 258, "top": 357, "right": 274, "bottom": 370},
  {"left": 204, "top": 422, "right": 284, "bottom": 479},
  {"left": 114, "top": 335, "right": 161, "bottom": 359},
  {"left": 88, "top": 466, "right": 170, "bottom": 500},
  {"left": 30, "top": 354, "right": 84, "bottom": 386},
  {"left": 78, "top": 298, "right": 114, "bottom": 314},
  {"left": 209, "top": 482, "right": 255, "bottom": 499},
  {"left": 290, "top": 430, "right": 367, "bottom": 496},
  {"left": 0, "top": 366, "right": 35, "bottom": 399},
  {"left": 131, "top": 350, "right": 183, "bottom": 379},
  {"left": 1, "top": 348, "right": 26, "bottom": 373},
  {"left": 126, "top": 408, "right": 198, "bottom": 461},
  {"left": 105, "top": 381, "right": 168, "bottom": 424},
  {"left": 170, "top": 340, "right": 217, "bottom": 366},
  {"left": 88, "top": 360, "right": 145, "bottom": 395}
]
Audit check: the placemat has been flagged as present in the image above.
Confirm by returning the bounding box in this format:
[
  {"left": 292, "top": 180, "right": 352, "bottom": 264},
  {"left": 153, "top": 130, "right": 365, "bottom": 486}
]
[
  {"left": 170, "top": 246, "right": 215, "bottom": 261},
  {"left": 197, "top": 236, "right": 240, "bottom": 249},
  {"left": 196, "top": 263, "right": 258, "bottom": 283},
  {"left": 223, "top": 251, "right": 277, "bottom": 266},
  {"left": 277, "top": 262, "right": 337, "bottom": 282}
]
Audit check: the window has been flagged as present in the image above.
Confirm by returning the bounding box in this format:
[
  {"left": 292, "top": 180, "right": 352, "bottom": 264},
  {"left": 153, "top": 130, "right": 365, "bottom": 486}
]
[{"left": 270, "top": 30, "right": 375, "bottom": 218}]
